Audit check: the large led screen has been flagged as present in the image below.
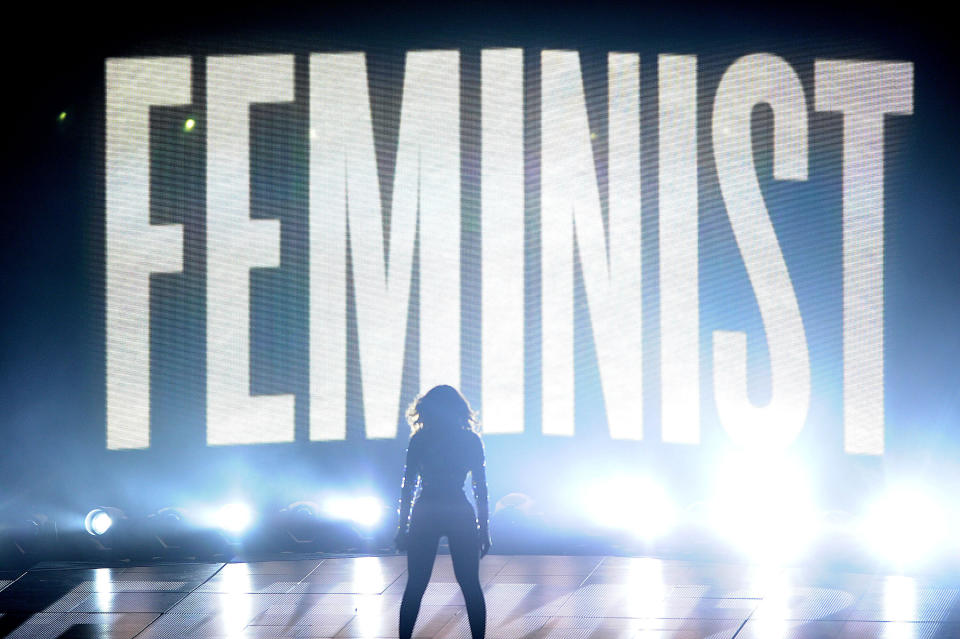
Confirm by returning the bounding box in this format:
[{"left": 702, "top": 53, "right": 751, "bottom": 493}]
[{"left": 2, "top": 8, "right": 955, "bottom": 530}]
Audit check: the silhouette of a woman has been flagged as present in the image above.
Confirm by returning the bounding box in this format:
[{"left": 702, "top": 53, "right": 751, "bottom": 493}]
[{"left": 395, "top": 385, "right": 490, "bottom": 639}]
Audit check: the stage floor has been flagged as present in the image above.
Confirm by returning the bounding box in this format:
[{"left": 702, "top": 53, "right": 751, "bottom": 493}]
[{"left": 0, "top": 554, "right": 958, "bottom": 638}]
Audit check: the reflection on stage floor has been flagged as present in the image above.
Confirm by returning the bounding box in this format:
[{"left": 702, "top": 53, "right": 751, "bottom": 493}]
[{"left": 0, "top": 554, "right": 958, "bottom": 638}]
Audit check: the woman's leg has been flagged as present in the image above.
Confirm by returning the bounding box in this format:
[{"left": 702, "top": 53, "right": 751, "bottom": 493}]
[
  {"left": 399, "top": 513, "right": 440, "bottom": 639},
  {"left": 448, "top": 508, "right": 486, "bottom": 639}
]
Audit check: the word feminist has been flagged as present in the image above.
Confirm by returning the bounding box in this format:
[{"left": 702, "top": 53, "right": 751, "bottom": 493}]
[{"left": 105, "top": 50, "right": 912, "bottom": 452}]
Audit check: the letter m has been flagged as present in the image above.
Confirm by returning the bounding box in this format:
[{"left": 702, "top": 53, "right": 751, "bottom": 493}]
[{"left": 309, "top": 52, "right": 461, "bottom": 439}]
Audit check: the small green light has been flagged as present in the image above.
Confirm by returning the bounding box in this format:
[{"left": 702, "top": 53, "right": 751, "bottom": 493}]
[
  {"left": 184, "top": 118, "right": 196, "bottom": 131},
  {"left": 58, "top": 111, "right": 67, "bottom": 122}
]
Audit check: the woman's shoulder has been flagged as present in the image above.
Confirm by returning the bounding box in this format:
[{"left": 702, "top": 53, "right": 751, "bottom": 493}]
[
  {"left": 412, "top": 427, "right": 480, "bottom": 449},
  {"left": 465, "top": 428, "right": 484, "bottom": 451},
  {"left": 407, "top": 429, "right": 426, "bottom": 451}
]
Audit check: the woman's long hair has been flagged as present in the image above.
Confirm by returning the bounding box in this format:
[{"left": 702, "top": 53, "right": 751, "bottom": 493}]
[{"left": 406, "top": 385, "right": 480, "bottom": 434}]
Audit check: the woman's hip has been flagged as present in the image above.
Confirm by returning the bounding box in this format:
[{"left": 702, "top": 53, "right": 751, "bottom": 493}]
[{"left": 410, "top": 496, "right": 477, "bottom": 532}]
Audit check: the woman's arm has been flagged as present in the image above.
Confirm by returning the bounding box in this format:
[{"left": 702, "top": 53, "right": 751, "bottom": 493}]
[
  {"left": 471, "top": 435, "right": 491, "bottom": 557},
  {"left": 395, "top": 435, "right": 420, "bottom": 549}
]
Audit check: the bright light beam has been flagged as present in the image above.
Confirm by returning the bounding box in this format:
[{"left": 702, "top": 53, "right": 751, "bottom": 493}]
[
  {"left": 324, "top": 496, "right": 384, "bottom": 527},
  {"left": 582, "top": 476, "right": 676, "bottom": 541},
  {"left": 861, "top": 487, "right": 947, "bottom": 567},
  {"left": 215, "top": 502, "right": 253, "bottom": 533},
  {"left": 709, "top": 452, "right": 820, "bottom": 564},
  {"left": 84, "top": 509, "right": 114, "bottom": 536}
]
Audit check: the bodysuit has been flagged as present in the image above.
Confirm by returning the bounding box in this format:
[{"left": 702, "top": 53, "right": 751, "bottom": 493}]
[{"left": 396, "top": 426, "right": 488, "bottom": 639}]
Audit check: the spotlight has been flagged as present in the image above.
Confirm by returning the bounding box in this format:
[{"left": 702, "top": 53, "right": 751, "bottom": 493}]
[
  {"left": 324, "top": 496, "right": 384, "bottom": 527},
  {"left": 860, "top": 486, "right": 947, "bottom": 566},
  {"left": 494, "top": 492, "right": 537, "bottom": 517},
  {"left": 215, "top": 503, "right": 253, "bottom": 534},
  {"left": 149, "top": 507, "right": 188, "bottom": 549},
  {"left": 2, "top": 513, "right": 56, "bottom": 558},
  {"left": 57, "top": 111, "right": 67, "bottom": 122},
  {"left": 490, "top": 493, "right": 543, "bottom": 553},
  {"left": 269, "top": 501, "right": 327, "bottom": 551},
  {"left": 145, "top": 507, "right": 232, "bottom": 561},
  {"left": 85, "top": 508, "right": 116, "bottom": 536},
  {"left": 283, "top": 501, "right": 321, "bottom": 543}
]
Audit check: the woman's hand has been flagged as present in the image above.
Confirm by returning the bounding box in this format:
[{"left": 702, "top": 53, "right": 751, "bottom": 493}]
[
  {"left": 479, "top": 528, "right": 492, "bottom": 558},
  {"left": 394, "top": 528, "right": 409, "bottom": 552}
]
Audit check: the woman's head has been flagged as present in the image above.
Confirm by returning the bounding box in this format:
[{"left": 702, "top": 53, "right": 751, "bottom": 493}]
[{"left": 407, "top": 385, "right": 479, "bottom": 434}]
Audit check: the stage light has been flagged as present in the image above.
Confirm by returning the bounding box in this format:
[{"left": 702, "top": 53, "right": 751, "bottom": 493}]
[
  {"left": 57, "top": 111, "right": 67, "bottom": 122},
  {"left": 489, "top": 493, "right": 545, "bottom": 553},
  {"left": 183, "top": 117, "right": 196, "bottom": 131},
  {"left": 280, "top": 501, "right": 322, "bottom": 546},
  {"left": 494, "top": 492, "right": 537, "bottom": 517},
  {"left": 145, "top": 507, "right": 233, "bottom": 560},
  {"left": 148, "top": 507, "right": 188, "bottom": 549},
  {"left": 324, "top": 496, "right": 384, "bottom": 527},
  {"left": 582, "top": 476, "right": 676, "bottom": 541},
  {"left": 84, "top": 508, "right": 114, "bottom": 536},
  {"left": 215, "top": 503, "right": 253, "bottom": 533},
  {"left": 708, "top": 452, "right": 820, "bottom": 563},
  {"left": 860, "top": 486, "right": 947, "bottom": 566},
  {"left": 289, "top": 501, "right": 319, "bottom": 520},
  {"left": 3, "top": 513, "right": 55, "bottom": 556}
]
